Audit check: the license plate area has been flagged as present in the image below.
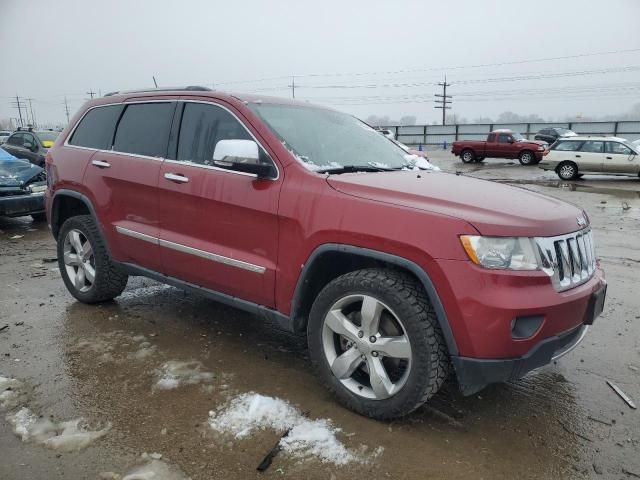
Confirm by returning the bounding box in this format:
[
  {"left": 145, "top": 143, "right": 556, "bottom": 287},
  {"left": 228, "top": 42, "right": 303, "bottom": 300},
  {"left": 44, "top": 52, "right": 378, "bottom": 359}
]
[{"left": 584, "top": 283, "right": 607, "bottom": 326}]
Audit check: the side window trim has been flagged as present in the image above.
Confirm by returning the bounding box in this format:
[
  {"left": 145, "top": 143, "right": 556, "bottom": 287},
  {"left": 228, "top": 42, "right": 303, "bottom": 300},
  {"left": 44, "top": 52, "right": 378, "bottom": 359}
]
[{"left": 170, "top": 99, "right": 279, "bottom": 180}]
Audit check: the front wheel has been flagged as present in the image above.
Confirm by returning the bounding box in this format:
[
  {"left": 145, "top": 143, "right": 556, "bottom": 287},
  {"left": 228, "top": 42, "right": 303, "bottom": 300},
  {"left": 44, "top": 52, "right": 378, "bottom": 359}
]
[
  {"left": 307, "top": 269, "right": 449, "bottom": 420},
  {"left": 557, "top": 162, "right": 579, "bottom": 180},
  {"left": 518, "top": 150, "right": 535, "bottom": 165},
  {"left": 460, "top": 150, "right": 476, "bottom": 163},
  {"left": 57, "top": 215, "right": 129, "bottom": 303}
]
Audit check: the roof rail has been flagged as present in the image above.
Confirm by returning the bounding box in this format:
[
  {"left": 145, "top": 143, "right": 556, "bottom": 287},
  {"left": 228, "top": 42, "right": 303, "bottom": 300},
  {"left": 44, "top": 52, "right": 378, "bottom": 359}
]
[{"left": 104, "top": 86, "right": 212, "bottom": 97}]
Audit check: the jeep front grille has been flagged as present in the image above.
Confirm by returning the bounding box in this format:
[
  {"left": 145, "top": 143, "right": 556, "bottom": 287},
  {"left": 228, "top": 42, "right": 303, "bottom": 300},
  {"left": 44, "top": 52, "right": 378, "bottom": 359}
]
[{"left": 535, "top": 229, "right": 596, "bottom": 292}]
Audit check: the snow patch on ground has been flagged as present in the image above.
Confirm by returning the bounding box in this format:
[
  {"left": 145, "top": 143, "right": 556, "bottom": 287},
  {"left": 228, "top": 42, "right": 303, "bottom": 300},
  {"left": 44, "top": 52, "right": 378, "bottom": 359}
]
[
  {"left": 155, "top": 361, "right": 214, "bottom": 390},
  {"left": 0, "top": 376, "right": 25, "bottom": 410},
  {"left": 208, "top": 393, "right": 382, "bottom": 465},
  {"left": 6, "top": 407, "right": 110, "bottom": 451},
  {"left": 101, "top": 455, "right": 189, "bottom": 480}
]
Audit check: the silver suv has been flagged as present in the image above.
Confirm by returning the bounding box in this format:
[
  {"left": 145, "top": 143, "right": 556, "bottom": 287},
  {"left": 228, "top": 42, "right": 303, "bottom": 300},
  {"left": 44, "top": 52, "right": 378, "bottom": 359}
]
[{"left": 539, "top": 136, "right": 639, "bottom": 180}]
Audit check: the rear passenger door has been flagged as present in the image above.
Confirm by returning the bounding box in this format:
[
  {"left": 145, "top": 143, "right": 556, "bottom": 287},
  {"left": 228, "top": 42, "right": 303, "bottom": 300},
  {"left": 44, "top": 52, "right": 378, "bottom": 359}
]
[
  {"left": 576, "top": 140, "right": 605, "bottom": 172},
  {"left": 156, "top": 100, "right": 281, "bottom": 307},
  {"left": 604, "top": 141, "right": 639, "bottom": 174},
  {"left": 80, "top": 101, "right": 176, "bottom": 272}
]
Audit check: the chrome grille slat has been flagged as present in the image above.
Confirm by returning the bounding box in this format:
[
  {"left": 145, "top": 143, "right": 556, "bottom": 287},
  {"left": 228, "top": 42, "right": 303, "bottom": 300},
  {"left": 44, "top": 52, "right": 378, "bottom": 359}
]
[{"left": 535, "top": 228, "right": 596, "bottom": 292}]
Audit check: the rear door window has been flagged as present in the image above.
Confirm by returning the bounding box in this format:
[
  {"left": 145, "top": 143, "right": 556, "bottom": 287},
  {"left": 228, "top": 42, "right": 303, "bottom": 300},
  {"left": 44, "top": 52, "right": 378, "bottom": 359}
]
[
  {"left": 69, "top": 104, "right": 124, "bottom": 150},
  {"left": 580, "top": 141, "right": 604, "bottom": 153},
  {"left": 113, "top": 102, "right": 175, "bottom": 157},
  {"left": 552, "top": 141, "right": 583, "bottom": 151}
]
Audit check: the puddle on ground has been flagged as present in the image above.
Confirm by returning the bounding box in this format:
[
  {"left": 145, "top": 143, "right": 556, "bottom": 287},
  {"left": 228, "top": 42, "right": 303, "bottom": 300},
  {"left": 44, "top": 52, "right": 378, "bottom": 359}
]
[{"left": 493, "top": 178, "right": 640, "bottom": 199}]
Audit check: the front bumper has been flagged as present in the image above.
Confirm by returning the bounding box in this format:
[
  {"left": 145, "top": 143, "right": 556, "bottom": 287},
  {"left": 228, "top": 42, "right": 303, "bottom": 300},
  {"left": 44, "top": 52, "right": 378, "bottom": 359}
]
[
  {"left": 452, "top": 323, "right": 590, "bottom": 395},
  {"left": 0, "top": 192, "right": 45, "bottom": 217}
]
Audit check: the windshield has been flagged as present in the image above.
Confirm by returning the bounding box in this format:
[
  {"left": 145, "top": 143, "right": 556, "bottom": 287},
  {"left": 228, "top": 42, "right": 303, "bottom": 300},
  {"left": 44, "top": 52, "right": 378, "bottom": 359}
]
[
  {"left": 35, "top": 131, "right": 59, "bottom": 142},
  {"left": 248, "top": 103, "right": 409, "bottom": 171}
]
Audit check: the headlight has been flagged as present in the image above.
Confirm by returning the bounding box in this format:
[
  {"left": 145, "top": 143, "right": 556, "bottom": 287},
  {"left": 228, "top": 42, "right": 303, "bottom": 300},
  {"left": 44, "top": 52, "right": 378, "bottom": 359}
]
[{"left": 460, "top": 236, "right": 540, "bottom": 270}]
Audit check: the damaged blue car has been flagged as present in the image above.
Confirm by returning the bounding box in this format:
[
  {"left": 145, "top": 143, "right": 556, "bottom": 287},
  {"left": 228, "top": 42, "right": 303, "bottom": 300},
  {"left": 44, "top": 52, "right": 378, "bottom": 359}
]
[{"left": 0, "top": 147, "right": 47, "bottom": 221}]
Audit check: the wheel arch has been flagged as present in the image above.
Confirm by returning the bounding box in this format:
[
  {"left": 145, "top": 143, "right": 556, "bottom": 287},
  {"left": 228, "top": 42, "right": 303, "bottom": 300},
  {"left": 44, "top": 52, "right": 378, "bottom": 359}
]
[
  {"left": 289, "top": 244, "right": 459, "bottom": 356},
  {"left": 51, "top": 190, "right": 100, "bottom": 241}
]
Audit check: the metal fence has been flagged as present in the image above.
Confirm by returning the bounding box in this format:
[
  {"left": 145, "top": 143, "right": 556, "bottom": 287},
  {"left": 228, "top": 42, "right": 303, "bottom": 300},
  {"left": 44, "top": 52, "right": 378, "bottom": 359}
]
[{"left": 380, "top": 121, "right": 640, "bottom": 148}]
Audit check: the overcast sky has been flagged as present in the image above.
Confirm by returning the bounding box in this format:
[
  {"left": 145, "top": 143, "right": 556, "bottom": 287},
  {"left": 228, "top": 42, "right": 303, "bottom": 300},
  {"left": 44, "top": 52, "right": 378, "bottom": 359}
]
[{"left": 1, "top": 0, "right": 639, "bottom": 126}]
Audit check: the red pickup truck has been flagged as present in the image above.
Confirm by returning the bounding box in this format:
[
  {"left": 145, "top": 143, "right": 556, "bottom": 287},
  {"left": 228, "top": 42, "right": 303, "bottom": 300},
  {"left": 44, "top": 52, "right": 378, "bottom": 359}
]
[{"left": 452, "top": 130, "right": 548, "bottom": 165}]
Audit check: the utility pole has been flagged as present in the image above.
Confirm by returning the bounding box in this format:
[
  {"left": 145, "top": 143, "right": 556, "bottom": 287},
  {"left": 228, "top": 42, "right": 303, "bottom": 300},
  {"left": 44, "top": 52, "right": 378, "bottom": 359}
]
[
  {"left": 63, "top": 97, "right": 70, "bottom": 123},
  {"left": 152, "top": 76, "right": 158, "bottom": 88},
  {"left": 11, "top": 95, "right": 26, "bottom": 127},
  {"left": 434, "top": 76, "right": 453, "bottom": 125},
  {"left": 26, "top": 98, "right": 37, "bottom": 127},
  {"left": 288, "top": 76, "right": 296, "bottom": 99},
  {"left": 86, "top": 89, "right": 96, "bottom": 99}
]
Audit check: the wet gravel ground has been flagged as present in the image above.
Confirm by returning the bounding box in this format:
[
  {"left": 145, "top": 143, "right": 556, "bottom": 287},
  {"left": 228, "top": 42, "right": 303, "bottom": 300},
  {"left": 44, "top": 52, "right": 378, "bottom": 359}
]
[{"left": 1, "top": 153, "right": 639, "bottom": 479}]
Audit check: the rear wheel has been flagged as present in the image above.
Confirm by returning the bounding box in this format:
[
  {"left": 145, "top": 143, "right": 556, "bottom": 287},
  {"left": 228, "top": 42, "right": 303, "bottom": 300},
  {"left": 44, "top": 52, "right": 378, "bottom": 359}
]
[
  {"left": 461, "top": 150, "right": 475, "bottom": 163},
  {"left": 518, "top": 150, "right": 535, "bottom": 165},
  {"left": 557, "top": 161, "right": 579, "bottom": 180},
  {"left": 308, "top": 269, "right": 449, "bottom": 420},
  {"left": 57, "top": 215, "right": 129, "bottom": 303}
]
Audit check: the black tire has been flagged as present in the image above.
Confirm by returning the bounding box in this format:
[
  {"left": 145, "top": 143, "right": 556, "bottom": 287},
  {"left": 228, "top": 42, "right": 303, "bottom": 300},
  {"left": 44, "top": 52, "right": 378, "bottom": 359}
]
[
  {"left": 460, "top": 149, "right": 476, "bottom": 163},
  {"left": 518, "top": 150, "right": 535, "bottom": 165},
  {"left": 307, "top": 269, "right": 449, "bottom": 420},
  {"left": 31, "top": 212, "right": 47, "bottom": 222},
  {"left": 57, "top": 215, "right": 128, "bottom": 303},
  {"left": 557, "top": 161, "right": 579, "bottom": 180}
]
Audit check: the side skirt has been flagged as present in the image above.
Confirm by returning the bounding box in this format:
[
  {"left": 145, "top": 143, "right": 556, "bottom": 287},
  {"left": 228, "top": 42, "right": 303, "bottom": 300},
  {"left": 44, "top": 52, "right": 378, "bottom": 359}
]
[{"left": 120, "top": 263, "right": 294, "bottom": 332}]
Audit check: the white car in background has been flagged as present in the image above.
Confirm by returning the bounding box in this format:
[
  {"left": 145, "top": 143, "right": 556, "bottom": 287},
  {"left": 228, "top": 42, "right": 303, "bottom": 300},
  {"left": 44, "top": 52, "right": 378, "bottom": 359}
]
[
  {"left": 539, "top": 136, "right": 639, "bottom": 180},
  {"left": 0, "top": 131, "right": 12, "bottom": 144}
]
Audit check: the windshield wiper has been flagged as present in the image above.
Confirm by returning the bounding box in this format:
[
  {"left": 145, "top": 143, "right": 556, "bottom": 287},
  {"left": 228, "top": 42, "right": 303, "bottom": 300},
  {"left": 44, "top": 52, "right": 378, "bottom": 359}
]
[{"left": 316, "top": 164, "right": 395, "bottom": 174}]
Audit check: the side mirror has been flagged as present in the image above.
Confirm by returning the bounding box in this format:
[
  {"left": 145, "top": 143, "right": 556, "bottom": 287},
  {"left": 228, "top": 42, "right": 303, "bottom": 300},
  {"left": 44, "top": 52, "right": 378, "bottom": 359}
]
[
  {"left": 508, "top": 138, "right": 514, "bottom": 144},
  {"left": 213, "top": 139, "right": 275, "bottom": 179},
  {"left": 24, "top": 141, "right": 36, "bottom": 151}
]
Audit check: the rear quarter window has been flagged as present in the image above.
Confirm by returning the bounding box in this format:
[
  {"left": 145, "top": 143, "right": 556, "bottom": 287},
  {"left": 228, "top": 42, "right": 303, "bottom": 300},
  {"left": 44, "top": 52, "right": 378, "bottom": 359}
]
[
  {"left": 552, "top": 141, "right": 583, "bottom": 151},
  {"left": 113, "top": 102, "right": 175, "bottom": 157},
  {"left": 69, "top": 104, "right": 124, "bottom": 149}
]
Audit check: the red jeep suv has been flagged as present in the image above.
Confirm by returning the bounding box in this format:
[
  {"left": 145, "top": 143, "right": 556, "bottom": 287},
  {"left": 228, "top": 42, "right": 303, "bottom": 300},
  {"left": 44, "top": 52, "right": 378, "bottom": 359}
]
[{"left": 45, "top": 87, "right": 606, "bottom": 419}]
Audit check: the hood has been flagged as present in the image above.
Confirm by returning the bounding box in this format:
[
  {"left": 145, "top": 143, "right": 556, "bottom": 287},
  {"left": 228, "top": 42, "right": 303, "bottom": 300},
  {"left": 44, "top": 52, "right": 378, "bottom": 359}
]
[
  {"left": 326, "top": 171, "right": 585, "bottom": 237},
  {"left": 518, "top": 139, "right": 547, "bottom": 147},
  {"left": 0, "top": 157, "right": 45, "bottom": 188}
]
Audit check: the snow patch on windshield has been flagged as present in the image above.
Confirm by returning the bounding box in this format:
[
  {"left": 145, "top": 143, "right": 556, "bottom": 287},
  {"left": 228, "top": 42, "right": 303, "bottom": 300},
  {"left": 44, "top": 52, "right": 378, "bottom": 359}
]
[
  {"left": 6, "top": 407, "right": 110, "bottom": 451},
  {"left": 155, "top": 361, "right": 214, "bottom": 390},
  {"left": 208, "top": 392, "right": 383, "bottom": 465}
]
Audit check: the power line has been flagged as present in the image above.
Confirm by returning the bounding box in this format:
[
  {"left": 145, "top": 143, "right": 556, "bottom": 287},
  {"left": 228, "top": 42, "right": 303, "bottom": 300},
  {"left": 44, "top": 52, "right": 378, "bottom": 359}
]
[
  {"left": 434, "top": 76, "right": 452, "bottom": 126},
  {"left": 212, "top": 47, "right": 640, "bottom": 86}
]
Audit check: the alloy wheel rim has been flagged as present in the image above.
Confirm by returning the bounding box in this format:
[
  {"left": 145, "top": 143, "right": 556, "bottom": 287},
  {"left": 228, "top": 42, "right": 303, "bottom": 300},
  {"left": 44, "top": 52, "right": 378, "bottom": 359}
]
[
  {"left": 321, "top": 294, "right": 412, "bottom": 400},
  {"left": 463, "top": 152, "right": 472, "bottom": 161},
  {"left": 522, "top": 153, "right": 532, "bottom": 163},
  {"left": 560, "top": 165, "right": 574, "bottom": 179},
  {"left": 63, "top": 229, "right": 95, "bottom": 293}
]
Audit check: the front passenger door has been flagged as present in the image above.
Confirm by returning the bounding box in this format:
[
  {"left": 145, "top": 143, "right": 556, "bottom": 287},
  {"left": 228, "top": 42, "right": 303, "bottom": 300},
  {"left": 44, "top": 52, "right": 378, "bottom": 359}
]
[{"left": 604, "top": 142, "right": 639, "bottom": 174}]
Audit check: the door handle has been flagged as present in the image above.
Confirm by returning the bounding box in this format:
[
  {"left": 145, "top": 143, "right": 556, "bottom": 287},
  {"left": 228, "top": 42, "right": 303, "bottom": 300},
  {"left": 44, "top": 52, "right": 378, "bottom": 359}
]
[
  {"left": 606, "top": 156, "right": 613, "bottom": 159},
  {"left": 91, "top": 160, "right": 111, "bottom": 168},
  {"left": 575, "top": 155, "right": 581, "bottom": 158},
  {"left": 164, "top": 173, "right": 189, "bottom": 183}
]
